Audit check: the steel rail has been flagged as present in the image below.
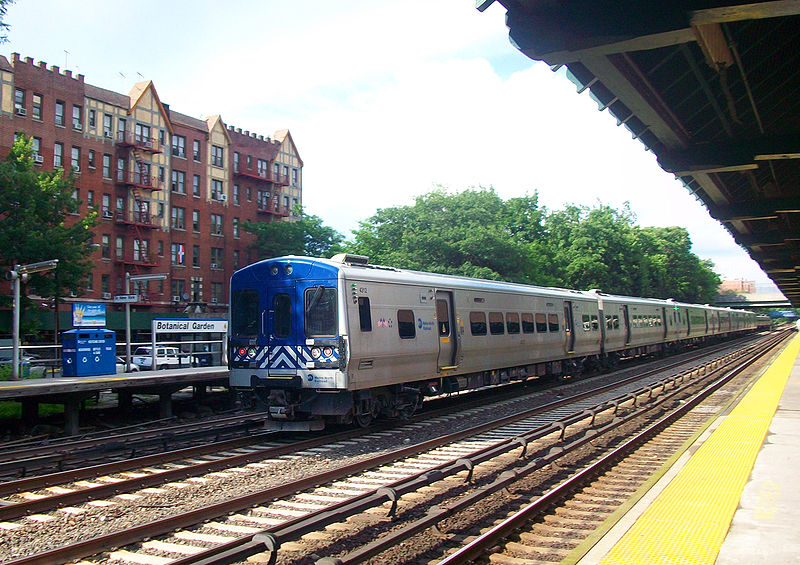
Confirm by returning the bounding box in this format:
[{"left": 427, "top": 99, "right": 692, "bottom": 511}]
[{"left": 435, "top": 330, "right": 791, "bottom": 565}]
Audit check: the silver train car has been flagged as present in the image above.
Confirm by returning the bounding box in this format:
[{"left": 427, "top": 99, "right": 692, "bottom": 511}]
[{"left": 228, "top": 254, "right": 756, "bottom": 427}]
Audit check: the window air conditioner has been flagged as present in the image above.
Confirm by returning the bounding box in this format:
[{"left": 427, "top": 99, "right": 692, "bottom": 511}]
[
  {"left": 104, "top": 130, "right": 113, "bottom": 138},
  {"left": 172, "top": 295, "right": 181, "bottom": 302},
  {"left": 219, "top": 194, "right": 227, "bottom": 201},
  {"left": 101, "top": 292, "right": 111, "bottom": 299},
  {"left": 15, "top": 107, "right": 26, "bottom": 116},
  {"left": 72, "top": 165, "right": 80, "bottom": 173},
  {"left": 211, "top": 298, "right": 218, "bottom": 303},
  {"left": 33, "top": 154, "right": 44, "bottom": 164},
  {"left": 73, "top": 120, "right": 82, "bottom": 130},
  {"left": 211, "top": 263, "right": 219, "bottom": 269}
]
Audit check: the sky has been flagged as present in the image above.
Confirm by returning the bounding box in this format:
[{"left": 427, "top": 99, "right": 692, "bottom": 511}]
[{"left": 2, "top": 0, "right": 778, "bottom": 291}]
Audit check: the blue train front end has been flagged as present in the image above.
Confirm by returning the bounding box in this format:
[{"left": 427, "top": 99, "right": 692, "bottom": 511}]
[{"left": 228, "top": 256, "right": 348, "bottom": 423}]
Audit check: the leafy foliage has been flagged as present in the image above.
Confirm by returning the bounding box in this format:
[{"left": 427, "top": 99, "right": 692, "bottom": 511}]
[
  {"left": 0, "top": 136, "right": 97, "bottom": 299},
  {"left": 348, "top": 187, "right": 720, "bottom": 303},
  {"left": 244, "top": 209, "right": 344, "bottom": 260}
]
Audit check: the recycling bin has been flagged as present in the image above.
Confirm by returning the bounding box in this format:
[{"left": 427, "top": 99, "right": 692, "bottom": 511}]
[{"left": 61, "top": 329, "right": 116, "bottom": 377}]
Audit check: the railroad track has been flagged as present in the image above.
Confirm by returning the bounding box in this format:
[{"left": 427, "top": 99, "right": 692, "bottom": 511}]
[{"left": 0, "top": 330, "right": 781, "bottom": 565}]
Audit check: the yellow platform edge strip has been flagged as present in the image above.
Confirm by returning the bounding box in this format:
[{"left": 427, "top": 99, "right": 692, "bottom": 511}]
[{"left": 599, "top": 334, "right": 800, "bottom": 565}]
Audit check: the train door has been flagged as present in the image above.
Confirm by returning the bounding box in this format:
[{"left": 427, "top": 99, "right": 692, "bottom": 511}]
[
  {"left": 686, "top": 309, "right": 691, "bottom": 336},
  {"left": 265, "top": 284, "right": 299, "bottom": 376},
  {"left": 622, "top": 305, "right": 632, "bottom": 345},
  {"left": 435, "top": 291, "right": 458, "bottom": 370},
  {"left": 564, "top": 301, "right": 576, "bottom": 352},
  {"left": 704, "top": 311, "right": 709, "bottom": 333},
  {"left": 661, "top": 307, "right": 668, "bottom": 339}
]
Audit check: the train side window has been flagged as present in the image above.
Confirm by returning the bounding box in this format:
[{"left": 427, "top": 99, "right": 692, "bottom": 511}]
[
  {"left": 613, "top": 315, "right": 620, "bottom": 329},
  {"left": 273, "top": 293, "right": 291, "bottom": 338},
  {"left": 506, "top": 312, "right": 520, "bottom": 334},
  {"left": 397, "top": 309, "right": 416, "bottom": 339},
  {"left": 436, "top": 299, "right": 450, "bottom": 336},
  {"left": 590, "top": 315, "right": 599, "bottom": 331},
  {"left": 606, "top": 315, "right": 613, "bottom": 330},
  {"left": 489, "top": 312, "right": 504, "bottom": 335},
  {"left": 582, "top": 314, "right": 591, "bottom": 331},
  {"left": 358, "top": 297, "right": 372, "bottom": 332},
  {"left": 470, "top": 311, "right": 487, "bottom": 335},
  {"left": 521, "top": 313, "right": 534, "bottom": 333},
  {"left": 548, "top": 313, "right": 559, "bottom": 332},
  {"left": 535, "top": 313, "right": 547, "bottom": 333}
]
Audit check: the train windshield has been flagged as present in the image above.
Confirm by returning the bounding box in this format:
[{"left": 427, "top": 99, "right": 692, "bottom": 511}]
[
  {"left": 305, "top": 286, "right": 337, "bottom": 337},
  {"left": 231, "top": 289, "right": 259, "bottom": 337}
]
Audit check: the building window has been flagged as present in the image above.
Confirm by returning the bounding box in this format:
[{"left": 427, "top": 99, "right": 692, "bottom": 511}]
[
  {"left": 247, "top": 155, "right": 253, "bottom": 169},
  {"left": 103, "top": 114, "right": 112, "bottom": 137},
  {"left": 171, "top": 170, "right": 186, "bottom": 193},
  {"left": 172, "top": 134, "right": 186, "bottom": 158},
  {"left": 210, "top": 213, "right": 223, "bottom": 235},
  {"left": 72, "top": 105, "right": 82, "bottom": 130},
  {"left": 233, "top": 184, "right": 240, "bottom": 205},
  {"left": 283, "top": 195, "right": 290, "bottom": 210},
  {"left": 246, "top": 187, "right": 252, "bottom": 201},
  {"left": 211, "top": 145, "right": 223, "bottom": 167},
  {"left": 192, "top": 245, "right": 200, "bottom": 267},
  {"left": 292, "top": 168, "right": 298, "bottom": 186},
  {"left": 135, "top": 123, "right": 151, "bottom": 144},
  {"left": 101, "top": 235, "right": 110, "bottom": 259},
  {"left": 210, "top": 247, "right": 223, "bottom": 268},
  {"left": 32, "top": 93, "right": 42, "bottom": 120},
  {"left": 157, "top": 202, "right": 164, "bottom": 217},
  {"left": 171, "top": 279, "right": 186, "bottom": 299},
  {"left": 233, "top": 151, "right": 240, "bottom": 172},
  {"left": 87, "top": 190, "right": 94, "bottom": 208},
  {"left": 192, "top": 209, "right": 199, "bottom": 232},
  {"left": 88, "top": 109, "right": 96, "bottom": 128},
  {"left": 31, "top": 137, "right": 41, "bottom": 160},
  {"left": 158, "top": 240, "right": 164, "bottom": 256},
  {"left": 102, "top": 154, "right": 111, "bottom": 178},
  {"left": 171, "top": 243, "right": 186, "bottom": 265},
  {"left": 158, "top": 166, "right": 165, "bottom": 182},
  {"left": 257, "top": 158, "right": 267, "bottom": 176},
  {"left": 116, "top": 196, "right": 125, "bottom": 213},
  {"left": 71, "top": 146, "right": 81, "bottom": 172},
  {"left": 117, "top": 117, "right": 126, "bottom": 139},
  {"left": 87, "top": 150, "right": 95, "bottom": 169},
  {"left": 133, "top": 239, "right": 148, "bottom": 261},
  {"left": 192, "top": 174, "right": 200, "bottom": 197},
  {"left": 273, "top": 162, "right": 280, "bottom": 181},
  {"left": 292, "top": 198, "right": 298, "bottom": 216},
  {"left": 283, "top": 165, "right": 289, "bottom": 179},
  {"left": 116, "top": 236, "right": 124, "bottom": 259},
  {"left": 171, "top": 206, "right": 185, "bottom": 230},
  {"left": 102, "top": 194, "right": 111, "bottom": 218},
  {"left": 211, "top": 179, "right": 223, "bottom": 200},
  {"left": 159, "top": 129, "right": 166, "bottom": 148},
  {"left": 55, "top": 100, "right": 65, "bottom": 126},
  {"left": 233, "top": 218, "right": 239, "bottom": 238},
  {"left": 101, "top": 274, "right": 110, "bottom": 293},
  {"left": 233, "top": 250, "right": 240, "bottom": 269},
  {"left": 14, "top": 88, "right": 25, "bottom": 113},
  {"left": 193, "top": 139, "right": 201, "bottom": 161},
  {"left": 53, "top": 142, "right": 63, "bottom": 167},
  {"left": 211, "top": 282, "right": 223, "bottom": 303}
]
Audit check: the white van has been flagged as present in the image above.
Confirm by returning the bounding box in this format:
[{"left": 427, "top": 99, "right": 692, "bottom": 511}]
[{"left": 132, "top": 346, "right": 182, "bottom": 370}]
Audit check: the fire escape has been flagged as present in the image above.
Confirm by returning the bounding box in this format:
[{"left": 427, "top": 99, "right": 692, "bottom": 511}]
[
  {"left": 234, "top": 163, "right": 290, "bottom": 218},
  {"left": 115, "top": 130, "right": 164, "bottom": 302}
]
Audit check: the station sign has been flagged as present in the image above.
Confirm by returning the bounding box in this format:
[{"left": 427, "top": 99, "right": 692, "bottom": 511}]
[
  {"left": 113, "top": 294, "right": 140, "bottom": 303},
  {"left": 152, "top": 318, "right": 228, "bottom": 333}
]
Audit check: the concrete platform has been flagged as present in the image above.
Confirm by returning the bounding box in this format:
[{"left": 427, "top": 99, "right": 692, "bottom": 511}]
[
  {"left": 576, "top": 333, "right": 800, "bottom": 564},
  {"left": 0, "top": 367, "right": 229, "bottom": 434}
]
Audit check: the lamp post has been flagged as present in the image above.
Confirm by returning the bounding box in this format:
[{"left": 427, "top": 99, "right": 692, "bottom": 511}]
[
  {"left": 7, "top": 260, "right": 59, "bottom": 380},
  {"left": 125, "top": 272, "right": 167, "bottom": 372}
]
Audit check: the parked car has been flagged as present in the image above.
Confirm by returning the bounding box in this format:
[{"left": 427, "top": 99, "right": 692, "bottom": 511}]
[
  {"left": 131, "top": 346, "right": 182, "bottom": 370},
  {"left": 115, "top": 356, "right": 140, "bottom": 373}
]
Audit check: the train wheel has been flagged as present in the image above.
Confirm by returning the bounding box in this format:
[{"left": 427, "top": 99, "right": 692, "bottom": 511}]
[{"left": 354, "top": 411, "right": 373, "bottom": 428}]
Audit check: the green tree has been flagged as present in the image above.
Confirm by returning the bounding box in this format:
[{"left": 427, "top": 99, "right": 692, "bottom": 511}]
[
  {"left": 244, "top": 209, "right": 345, "bottom": 260},
  {"left": 351, "top": 187, "right": 557, "bottom": 285},
  {"left": 0, "top": 0, "right": 13, "bottom": 43},
  {"left": 0, "top": 136, "right": 97, "bottom": 299}
]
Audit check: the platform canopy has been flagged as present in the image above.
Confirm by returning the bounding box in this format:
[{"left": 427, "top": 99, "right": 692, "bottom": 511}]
[{"left": 480, "top": 1, "right": 800, "bottom": 305}]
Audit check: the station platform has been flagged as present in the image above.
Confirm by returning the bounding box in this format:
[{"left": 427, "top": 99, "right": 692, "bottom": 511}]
[
  {"left": 576, "top": 333, "right": 800, "bottom": 564},
  {"left": 0, "top": 367, "right": 229, "bottom": 435}
]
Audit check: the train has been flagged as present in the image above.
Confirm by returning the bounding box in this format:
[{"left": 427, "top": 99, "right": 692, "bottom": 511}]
[{"left": 228, "top": 254, "right": 757, "bottom": 428}]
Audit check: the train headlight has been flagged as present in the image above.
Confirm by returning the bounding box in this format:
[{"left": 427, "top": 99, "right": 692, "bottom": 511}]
[
  {"left": 310, "top": 347, "right": 321, "bottom": 359},
  {"left": 322, "top": 347, "right": 333, "bottom": 357},
  {"left": 284, "top": 264, "right": 293, "bottom": 275},
  {"left": 270, "top": 266, "right": 279, "bottom": 276},
  {"left": 247, "top": 347, "right": 258, "bottom": 359}
]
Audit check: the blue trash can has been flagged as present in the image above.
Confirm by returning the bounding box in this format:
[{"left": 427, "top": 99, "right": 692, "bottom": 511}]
[{"left": 62, "top": 329, "right": 116, "bottom": 377}]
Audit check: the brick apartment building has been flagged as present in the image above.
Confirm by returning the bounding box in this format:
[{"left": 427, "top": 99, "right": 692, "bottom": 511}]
[{"left": 0, "top": 53, "right": 302, "bottom": 331}]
